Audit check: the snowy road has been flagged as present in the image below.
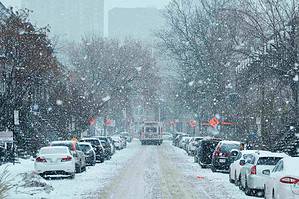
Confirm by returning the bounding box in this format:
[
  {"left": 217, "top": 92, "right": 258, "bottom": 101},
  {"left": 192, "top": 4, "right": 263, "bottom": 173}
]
[
  {"left": 5, "top": 140, "right": 254, "bottom": 199},
  {"left": 94, "top": 140, "right": 253, "bottom": 199}
]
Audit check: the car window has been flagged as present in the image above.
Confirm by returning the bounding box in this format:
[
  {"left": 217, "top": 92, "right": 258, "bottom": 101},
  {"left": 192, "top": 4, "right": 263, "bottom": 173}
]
[
  {"left": 79, "top": 145, "right": 91, "bottom": 153},
  {"left": 257, "top": 157, "right": 283, "bottom": 165},
  {"left": 40, "top": 147, "right": 67, "bottom": 154},
  {"left": 220, "top": 144, "right": 240, "bottom": 153}
]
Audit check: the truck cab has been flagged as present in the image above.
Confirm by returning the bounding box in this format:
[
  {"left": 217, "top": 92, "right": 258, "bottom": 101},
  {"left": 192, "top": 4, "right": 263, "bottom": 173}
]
[{"left": 140, "top": 121, "right": 163, "bottom": 145}]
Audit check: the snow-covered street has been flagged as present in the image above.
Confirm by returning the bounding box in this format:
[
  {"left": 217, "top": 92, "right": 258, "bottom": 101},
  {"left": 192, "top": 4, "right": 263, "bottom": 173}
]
[
  {"left": 2, "top": 140, "right": 256, "bottom": 199},
  {"left": 95, "top": 140, "right": 253, "bottom": 199}
]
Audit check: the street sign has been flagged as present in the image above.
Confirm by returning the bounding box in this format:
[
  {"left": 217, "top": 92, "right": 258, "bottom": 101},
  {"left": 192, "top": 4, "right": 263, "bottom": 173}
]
[
  {"left": 14, "top": 110, "right": 19, "bottom": 125},
  {"left": 209, "top": 117, "right": 220, "bottom": 128}
]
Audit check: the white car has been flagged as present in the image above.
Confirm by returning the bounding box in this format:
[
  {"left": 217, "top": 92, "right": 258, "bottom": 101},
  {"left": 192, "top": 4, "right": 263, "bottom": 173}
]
[
  {"left": 264, "top": 157, "right": 299, "bottom": 199},
  {"left": 112, "top": 136, "right": 124, "bottom": 150},
  {"left": 229, "top": 150, "right": 258, "bottom": 185},
  {"left": 34, "top": 146, "right": 76, "bottom": 179},
  {"left": 187, "top": 137, "right": 203, "bottom": 156},
  {"left": 178, "top": 136, "right": 190, "bottom": 149},
  {"left": 240, "top": 151, "right": 288, "bottom": 196}
]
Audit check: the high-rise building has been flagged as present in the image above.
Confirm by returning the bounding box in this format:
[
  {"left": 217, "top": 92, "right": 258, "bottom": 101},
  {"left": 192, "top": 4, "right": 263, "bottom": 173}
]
[
  {"left": 108, "top": 7, "right": 164, "bottom": 42},
  {"left": 21, "top": 0, "right": 104, "bottom": 41}
]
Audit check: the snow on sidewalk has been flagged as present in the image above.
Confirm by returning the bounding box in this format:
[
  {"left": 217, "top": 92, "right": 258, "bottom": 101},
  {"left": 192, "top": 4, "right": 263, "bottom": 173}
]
[{"left": 1, "top": 140, "right": 139, "bottom": 199}]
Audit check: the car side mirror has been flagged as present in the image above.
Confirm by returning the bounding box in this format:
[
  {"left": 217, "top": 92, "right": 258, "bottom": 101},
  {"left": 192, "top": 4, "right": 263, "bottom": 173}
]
[
  {"left": 239, "top": 159, "right": 246, "bottom": 166},
  {"left": 262, "top": 169, "right": 270, "bottom": 176}
]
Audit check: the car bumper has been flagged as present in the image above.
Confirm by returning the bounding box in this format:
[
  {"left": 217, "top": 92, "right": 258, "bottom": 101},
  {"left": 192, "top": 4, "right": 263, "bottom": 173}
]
[
  {"left": 35, "top": 162, "right": 75, "bottom": 174},
  {"left": 248, "top": 175, "right": 267, "bottom": 190},
  {"left": 212, "top": 158, "right": 230, "bottom": 170}
]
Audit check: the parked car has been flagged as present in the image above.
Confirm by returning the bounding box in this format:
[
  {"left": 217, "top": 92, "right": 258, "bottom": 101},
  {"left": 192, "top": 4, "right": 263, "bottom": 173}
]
[
  {"left": 50, "top": 141, "right": 86, "bottom": 173},
  {"left": 240, "top": 151, "right": 288, "bottom": 196},
  {"left": 194, "top": 137, "right": 221, "bottom": 168},
  {"left": 173, "top": 133, "right": 187, "bottom": 147},
  {"left": 99, "top": 140, "right": 112, "bottom": 160},
  {"left": 229, "top": 150, "right": 258, "bottom": 185},
  {"left": 80, "top": 138, "right": 105, "bottom": 163},
  {"left": 111, "top": 136, "right": 124, "bottom": 150},
  {"left": 264, "top": 157, "right": 299, "bottom": 199},
  {"left": 120, "top": 132, "right": 133, "bottom": 142},
  {"left": 187, "top": 137, "right": 203, "bottom": 156},
  {"left": 183, "top": 137, "right": 192, "bottom": 151},
  {"left": 78, "top": 142, "right": 96, "bottom": 166},
  {"left": 94, "top": 136, "right": 114, "bottom": 156},
  {"left": 178, "top": 136, "right": 190, "bottom": 149},
  {"left": 106, "top": 136, "right": 116, "bottom": 155},
  {"left": 211, "top": 140, "right": 241, "bottom": 172},
  {"left": 35, "top": 146, "right": 75, "bottom": 179}
]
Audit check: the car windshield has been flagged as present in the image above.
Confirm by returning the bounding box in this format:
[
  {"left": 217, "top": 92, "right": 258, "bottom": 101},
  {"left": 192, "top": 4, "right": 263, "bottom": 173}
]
[
  {"left": 79, "top": 144, "right": 91, "bottom": 152},
  {"left": 51, "top": 143, "right": 73, "bottom": 151},
  {"left": 82, "top": 140, "right": 100, "bottom": 145},
  {"left": 39, "top": 147, "right": 68, "bottom": 155},
  {"left": 257, "top": 157, "right": 283, "bottom": 165},
  {"left": 145, "top": 127, "right": 157, "bottom": 133},
  {"left": 220, "top": 144, "right": 240, "bottom": 153}
]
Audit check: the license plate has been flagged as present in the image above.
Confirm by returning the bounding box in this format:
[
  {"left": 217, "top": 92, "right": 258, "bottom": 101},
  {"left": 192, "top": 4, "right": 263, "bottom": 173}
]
[{"left": 219, "top": 159, "right": 226, "bottom": 163}]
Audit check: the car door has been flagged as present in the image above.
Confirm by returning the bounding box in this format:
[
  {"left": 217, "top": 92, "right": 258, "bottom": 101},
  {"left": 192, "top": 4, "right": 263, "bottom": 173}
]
[
  {"left": 241, "top": 154, "right": 255, "bottom": 187},
  {"left": 271, "top": 160, "right": 284, "bottom": 197},
  {"left": 76, "top": 143, "right": 86, "bottom": 167}
]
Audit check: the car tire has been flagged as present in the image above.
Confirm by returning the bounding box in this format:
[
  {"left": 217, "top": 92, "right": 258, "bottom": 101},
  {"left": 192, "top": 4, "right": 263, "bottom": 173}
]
[
  {"left": 211, "top": 165, "right": 216, "bottom": 172},
  {"left": 76, "top": 164, "right": 82, "bottom": 173},
  {"left": 229, "top": 174, "right": 234, "bottom": 183},
  {"left": 100, "top": 158, "right": 105, "bottom": 163},
  {"left": 194, "top": 157, "right": 198, "bottom": 163}
]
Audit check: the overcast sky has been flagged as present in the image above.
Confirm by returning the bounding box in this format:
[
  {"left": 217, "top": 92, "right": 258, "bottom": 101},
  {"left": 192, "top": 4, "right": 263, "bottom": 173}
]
[{"left": 1, "top": 0, "right": 170, "bottom": 10}]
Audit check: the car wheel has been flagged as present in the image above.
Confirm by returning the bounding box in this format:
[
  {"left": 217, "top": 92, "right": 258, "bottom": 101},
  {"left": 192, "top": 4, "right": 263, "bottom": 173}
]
[
  {"left": 100, "top": 158, "right": 105, "bottom": 163},
  {"left": 229, "top": 173, "right": 234, "bottom": 183},
  {"left": 211, "top": 165, "right": 216, "bottom": 172},
  {"left": 76, "top": 165, "right": 81, "bottom": 173},
  {"left": 194, "top": 157, "right": 198, "bottom": 163}
]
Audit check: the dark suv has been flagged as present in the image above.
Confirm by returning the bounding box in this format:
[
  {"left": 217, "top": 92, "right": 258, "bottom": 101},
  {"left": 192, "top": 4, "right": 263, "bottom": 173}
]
[
  {"left": 94, "top": 136, "right": 114, "bottom": 156},
  {"left": 211, "top": 140, "right": 241, "bottom": 172},
  {"left": 80, "top": 138, "right": 105, "bottom": 163},
  {"left": 194, "top": 137, "right": 222, "bottom": 168}
]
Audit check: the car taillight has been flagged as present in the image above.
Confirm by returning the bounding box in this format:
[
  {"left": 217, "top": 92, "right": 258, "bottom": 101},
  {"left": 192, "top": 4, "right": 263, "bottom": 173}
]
[
  {"left": 36, "top": 157, "right": 47, "bottom": 163},
  {"left": 280, "top": 177, "right": 299, "bottom": 184},
  {"left": 61, "top": 156, "right": 72, "bottom": 162},
  {"left": 250, "top": 165, "right": 256, "bottom": 175}
]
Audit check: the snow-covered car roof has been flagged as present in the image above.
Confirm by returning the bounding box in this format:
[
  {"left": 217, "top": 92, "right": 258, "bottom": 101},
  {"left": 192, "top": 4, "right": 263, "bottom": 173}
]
[
  {"left": 253, "top": 151, "right": 288, "bottom": 158},
  {"left": 81, "top": 137, "right": 99, "bottom": 140},
  {"left": 219, "top": 140, "right": 240, "bottom": 145},
  {"left": 78, "top": 142, "right": 92, "bottom": 146},
  {"left": 51, "top": 140, "right": 75, "bottom": 144},
  {"left": 39, "top": 146, "right": 69, "bottom": 154}
]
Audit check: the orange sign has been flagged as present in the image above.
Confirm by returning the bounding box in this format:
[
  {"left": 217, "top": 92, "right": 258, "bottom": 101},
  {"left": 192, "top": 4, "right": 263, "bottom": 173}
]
[{"left": 209, "top": 117, "right": 220, "bottom": 128}]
